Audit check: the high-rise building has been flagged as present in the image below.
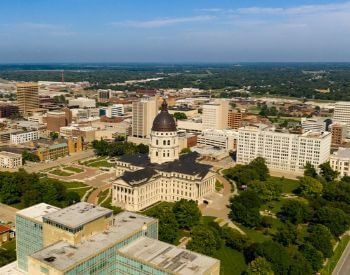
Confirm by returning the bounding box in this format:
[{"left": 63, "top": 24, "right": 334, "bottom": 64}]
[
  {"left": 202, "top": 99, "right": 229, "bottom": 130},
  {"left": 11, "top": 202, "right": 219, "bottom": 275},
  {"left": 16, "top": 82, "right": 39, "bottom": 115},
  {"left": 330, "top": 122, "right": 347, "bottom": 146},
  {"left": 237, "top": 124, "right": 331, "bottom": 173},
  {"left": 228, "top": 109, "right": 242, "bottom": 129},
  {"left": 97, "top": 89, "right": 111, "bottom": 103},
  {"left": 46, "top": 108, "right": 72, "bottom": 132},
  {"left": 132, "top": 97, "right": 157, "bottom": 138},
  {"left": 333, "top": 101, "right": 350, "bottom": 137}
]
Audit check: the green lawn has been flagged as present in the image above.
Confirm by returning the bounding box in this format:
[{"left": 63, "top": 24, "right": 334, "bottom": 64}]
[
  {"left": 82, "top": 156, "right": 107, "bottom": 165},
  {"left": 87, "top": 160, "right": 114, "bottom": 168},
  {"left": 260, "top": 199, "right": 286, "bottom": 214},
  {"left": 49, "top": 169, "right": 73, "bottom": 177},
  {"left": 1, "top": 239, "right": 16, "bottom": 250},
  {"left": 63, "top": 166, "right": 84, "bottom": 173},
  {"left": 215, "top": 180, "right": 224, "bottom": 192},
  {"left": 61, "top": 181, "right": 88, "bottom": 189},
  {"left": 98, "top": 189, "right": 110, "bottom": 204},
  {"left": 213, "top": 246, "right": 247, "bottom": 275},
  {"left": 322, "top": 235, "right": 350, "bottom": 275},
  {"left": 268, "top": 176, "right": 300, "bottom": 193},
  {"left": 234, "top": 223, "right": 271, "bottom": 243}
]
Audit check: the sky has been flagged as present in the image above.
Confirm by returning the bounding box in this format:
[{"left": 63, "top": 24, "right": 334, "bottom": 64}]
[{"left": 0, "top": 0, "right": 350, "bottom": 63}]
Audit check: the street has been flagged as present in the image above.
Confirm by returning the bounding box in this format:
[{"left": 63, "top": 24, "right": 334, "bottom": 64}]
[{"left": 333, "top": 241, "right": 350, "bottom": 275}]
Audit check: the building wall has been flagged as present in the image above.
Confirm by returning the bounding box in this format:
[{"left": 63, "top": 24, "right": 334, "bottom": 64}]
[
  {"left": 149, "top": 130, "right": 179, "bottom": 164},
  {"left": 0, "top": 104, "right": 19, "bottom": 118},
  {"left": 132, "top": 98, "right": 157, "bottom": 138},
  {"left": 228, "top": 110, "right": 242, "bottom": 129},
  {"left": 0, "top": 152, "right": 22, "bottom": 168},
  {"left": 330, "top": 123, "right": 346, "bottom": 146},
  {"left": 10, "top": 131, "right": 39, "bottom": 144},
  {"left": 237, "top": 126, "right": 331, "bottom": 173},
  {"left": 202, "top": 100, "right": 229, "bottom": 130},
  {"left": 333, "top": 101, "right": 350, "bottom": 137}
]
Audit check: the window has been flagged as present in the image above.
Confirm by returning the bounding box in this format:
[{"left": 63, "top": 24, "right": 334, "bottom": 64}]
[
  {"left": 156, "top": 140, "right": 158, "bottom": 145},
  {"left": 163, "top": 140, "right": 166, "bottom": 145},
  {"left": 168, "top": 140, "right": 170, "bottom": 145}
]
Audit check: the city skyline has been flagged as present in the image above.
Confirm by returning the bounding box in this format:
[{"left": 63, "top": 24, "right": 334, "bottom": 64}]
[{"left": 1, "top": 0, "right": 350, "bottom": 63}]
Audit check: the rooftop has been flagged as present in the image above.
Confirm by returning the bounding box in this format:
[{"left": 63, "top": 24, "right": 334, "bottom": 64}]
[
  {"left": 30, "top": 212, "right": 156, "bottom": 271},
  {"left": 17, "top": 203, "right": 60, "bottom": 223},
  {"left": 0, "top": 151, "right": 22, "bottom": 158},
  {"left": 0, "top": 261, "right": 24, "bottom": 275},
  {"left": 332, "top": 147, "right": 350, "bottom": 159},
  {"left": 118, "top": 237, "right": 219, "bottom": 275},
  {"left": 43, "top": 202, "right": 112, "bottom": 229}
]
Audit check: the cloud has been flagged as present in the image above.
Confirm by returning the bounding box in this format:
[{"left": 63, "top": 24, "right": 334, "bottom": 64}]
[{"left": 111, "top": 15, "right": 214, "bottom": 28}]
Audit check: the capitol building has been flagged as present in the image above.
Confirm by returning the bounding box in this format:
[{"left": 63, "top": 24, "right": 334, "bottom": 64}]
[{"left": 112, "top": 99, "right": 216, "bottom": 211}]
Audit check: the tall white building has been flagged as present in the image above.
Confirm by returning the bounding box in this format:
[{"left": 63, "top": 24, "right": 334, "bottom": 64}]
[
  {"left": 237, "top": 124, "right": 331, "bottom": 173},
  {"left": 333, "top": 101, "right": 350, "bottom": 137},
  {"left": 10, "top": 131, "right": 39, "bottom": 144},
  {"left": 132, "top": 97, "right": 157, "bottom": 138},
  {"left": 197, "top": 129, "right": 237, "bottom": 151},
  {"left": 113, "top": 99, "right": 216, "bottom": 211},
  {"left": 202, "top": 99, "right": 229, "bottom": 130}
]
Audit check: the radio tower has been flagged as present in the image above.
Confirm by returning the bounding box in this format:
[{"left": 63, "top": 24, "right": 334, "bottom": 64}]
[{"left": 61, "top": 70, "right": 64, "bottom": 84}]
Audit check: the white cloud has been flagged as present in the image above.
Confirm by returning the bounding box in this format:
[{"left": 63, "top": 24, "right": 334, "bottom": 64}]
[{"left": 111, "top": 15, "right": 214, "bottom": 28}]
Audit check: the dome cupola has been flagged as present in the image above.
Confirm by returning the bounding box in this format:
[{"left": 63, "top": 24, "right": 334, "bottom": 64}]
[{"left": 151, "top": 99, "right": 177, "bottom": 132}]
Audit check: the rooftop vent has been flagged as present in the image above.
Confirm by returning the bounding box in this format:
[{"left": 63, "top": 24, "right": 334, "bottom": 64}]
[{"left": 44, "top": 256, "right": 56, "bottom": 262}]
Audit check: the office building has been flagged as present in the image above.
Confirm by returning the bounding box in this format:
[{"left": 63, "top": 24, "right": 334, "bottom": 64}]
[
  {"left": 100, "top": 104, "right": 125, "bottom": 118},
  {"left": 330, "top": 122, "right": 347, "bottom": 146},
  {"left": 197, "top": 129, "right": 237, "bottom": 151},
  {"left": 68, "top": 97, "right": 96, "bottom": 108},
  {"left": 0, "top": 151, "right": 22, "bottom": 169},
  {"left": 0, "top": 104, "right": 19, "bottom": 118},
  {"left": 10, "top": 131, "right": 39, "bottom": 145},
  {"left": 113, "top": 100, "right": 216, "bottom": 211},
  {"left": 301, "top": 117, "right": 327, "bottom": 132},
  {"left": 333, "top": 101, "right": 350, "bottom": 137},
  {"left": 202, "top": 99, "right": 229, "bottom": 130},
  {"left": 132, "top": 97, "right": 157, "bottom": 138},
  {"left": 237, "top": 124, "right": 331, "bottom": 173},
  {"left": 16, "top": 82, "right": 39, "bottom": 115},
  {"left": 97, "top": 89, "right": 111, "bottom": 103},
  {"left": 330, "top": 148, "right": 350, "bottom": 177},
  {"left": 9, "top": 202, "right": 219, "bottom": 275},
  {"left": 46, "top": 108, "right": 72, "bottom": 132},
  {"left": 228, "top": 109, "right": 242, "bottom": 129}
]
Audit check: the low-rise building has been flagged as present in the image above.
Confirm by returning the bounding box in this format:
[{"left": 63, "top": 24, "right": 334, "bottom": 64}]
[
  {"left": 0, "top": 225, "right": 14, "bottom": 245},
  {"left": 10, "top": 131, "right": 39, "bottom": 145},
  {"left": 0, "top": 151, "right": 22, "bottom": 169},
  {"left": 330, "top": 148, "right": 350, "bottom": 177},
  {"left": 197, "top": 129, "right": 237, "bottom": 151},
  {"left": 68, "top": 97, "right": 96, "bottom": 108},
  {"left": 36, "top": 142, "right": 68, "bottom": 161},
  {"left": 301, "top": 117, "right": 328, "bottom": 132},
  {"left": 177, "top": 119, "right": 203, "bottom": 133}
]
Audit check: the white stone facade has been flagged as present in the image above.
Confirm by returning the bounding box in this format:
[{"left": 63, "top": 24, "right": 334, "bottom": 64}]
[
  {"left": 237, "top": 124, "right": 331, "bottom": 173},
  {"left": 0, "top": 151, "right": 22, "bottom": 169},
  {"left": 330, "top": 148, "right": 350, "bottom": 177},
  {"left": 10, "top": 131, "right": 39, "bottom": 144},
  {"left": 197, "top": 129, "right": 237, "bottom": 151},
  {"left": 149, "top": 130, "right": 179, "bottom": 164}
]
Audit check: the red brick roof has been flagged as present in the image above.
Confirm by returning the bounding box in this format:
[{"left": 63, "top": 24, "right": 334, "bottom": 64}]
[{"left": 0, "top": 224, "right": 10, "bottom": 234}]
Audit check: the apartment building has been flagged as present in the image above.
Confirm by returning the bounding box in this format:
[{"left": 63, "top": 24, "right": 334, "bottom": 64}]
[
  {"left": 16, "top": 82, "right": 39, "bottom": 115},
  {"left": 333, "top": 101, "right": 350, "bottom": 137},
  {"left": 132, "top": 97, "right": 157, "bottom": 138},
  {"left": 237, "top": 124, "right": 331, "bottom": 173},
  {"left": 330, "top": 122, "right": 347, "bottom": 146},
  {"left": 10, "top": 131, "right": 39, "bottom": 145},
  {"left": 197, "top": 129, "right": 237, "bottom": 151},
  {"left": 6, "top": 202, "right": 219, "bottom": 275},
  {"left": 0, "top": 151, "right": 22, "bottom": 169},
  {"left": 202, "top": 99, "right": 229, "bottom": 130}
]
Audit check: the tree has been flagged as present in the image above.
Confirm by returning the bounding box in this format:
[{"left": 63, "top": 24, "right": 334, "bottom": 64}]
[
  {"left": 304, "top": 162, "right": 318, "bottom": 178},
  {"left": 180, "top": 148, "right": 191, "bottom": 154},
  {"left": 279, "top": 200, "right": 313, "bottom": 224},
  {"left": 224, "top": 165, "right": 259, "bottom": 186},
  {"left": 145, "top": 203, "right": 178, "bottom": 244},
  {"left": 22, "top": 150, "right": 40, "bottom": 163},
  {"left": 319, "top": 162, "right": 339, "bottom": 182},
  {"left": 314, "top": 206, "right": 350, "bottom": 237},
  {"left": 173, "top": 199, "right": 201, "bottom": 229},
  {"left": 229, "top": 202, "right": 262, "bottom": 228},
  {"left": 232, "top": 190, "right": 263, "bottom": 209},
  {"left": 187, "top": 226, "right": 217, "bottom": 256},
  {"left": 286, "top": 246, "right": 313, "bottom": 275},
  {"left": 300, "top": 243, "right": 324, "bottom": 272},
  {"left": 137, "top": 143, "right": 149, "bottom": 154},
  {"left": 0, "top": 180, "right": 22, "bottom": 204},
  {"left": 298, "top": 176, "right": 323, "bottom": 198},
  {"left": 247, "top": 257, "right": 274, "bottom": 275},
  {"left": 49, "top": 132, "right": 59, "bottom": 141},
  {"left": 273, "top": 222, "right": 298, "bottom": 246},
  {"left": 92, "top": 139, "right": 109, "bottom": 156},
  {"left": 221, "top": 227, "right": 249, "bottom": 251},
  {"left": 307, "top": 224, "right": 333, "bottom": 258},
  {"left": 65, "top": 192, "right": 81, "bottom": 206},
  {"left": 173, "top": 112, "right": 187, "bottom": 120},
  {"left": 248, "top": 180, "right": 282, "bottom": 202},
  {"left": 249, "top": 157, "right": 270, "bottom": 181}
]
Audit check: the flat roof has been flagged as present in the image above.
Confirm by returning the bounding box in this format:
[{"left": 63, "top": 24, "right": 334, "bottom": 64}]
[
  {"left": 30, "top": 212, "right": 156, "bottom": 271},
  {"left": 118, "top": 237, "right": 219, "bottom": 275},
  {"left": 42, "top": 202, "right": 112, "bottom": 229},
  {"left": 333, "top": 148, "right": 350, "bottom": 159},
  {"left": 0, "top": 151, "right": 21, "bottom": 158},
  {"left": 0, "top": 261, "right": 24, "bottom": 275},
  {"left": 17, "top": 203, "right": 60, "bottom": 223}
]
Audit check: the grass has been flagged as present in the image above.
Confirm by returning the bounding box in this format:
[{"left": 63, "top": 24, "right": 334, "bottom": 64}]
[
  {"left": 82, "top": 156, "right": 107, "bottom": 166},
  {"left": 213, "top": 246, "right": 247, "bottom": 275},
  {"left": 261, "top": 199, "right": 286, "bottom": 214},
  {"left": 63, "top": 166, "right": 84, "bottom": 173},
  {"left": 1, "top": 239, "right": 16, "bottom": 250},
  {"left": 87, "top": 160, "right": 114, "bottom": 168},
  {"left": 234, "top": 223, "right": 271, "bottom": 243},
  {"left": 98, "top": 189, "right": 110, "bottom": 204},
  {"left": 268, "top": 176, "right": 300, "bottom": 193},
  {"left": 322, "top": 235, "right": 350, "bottom": 275},
  {"left": 215, "top": 180, "right": 224, "bottom": 192},
  {"left": 49, "top": 169, "right": 73, "bottom": 177},
  {"left": 61, "top": 181, "right": 88, "bottom": 189},
  {"left": 72, "top": 187, "right": 91, "bottom": 199}
]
